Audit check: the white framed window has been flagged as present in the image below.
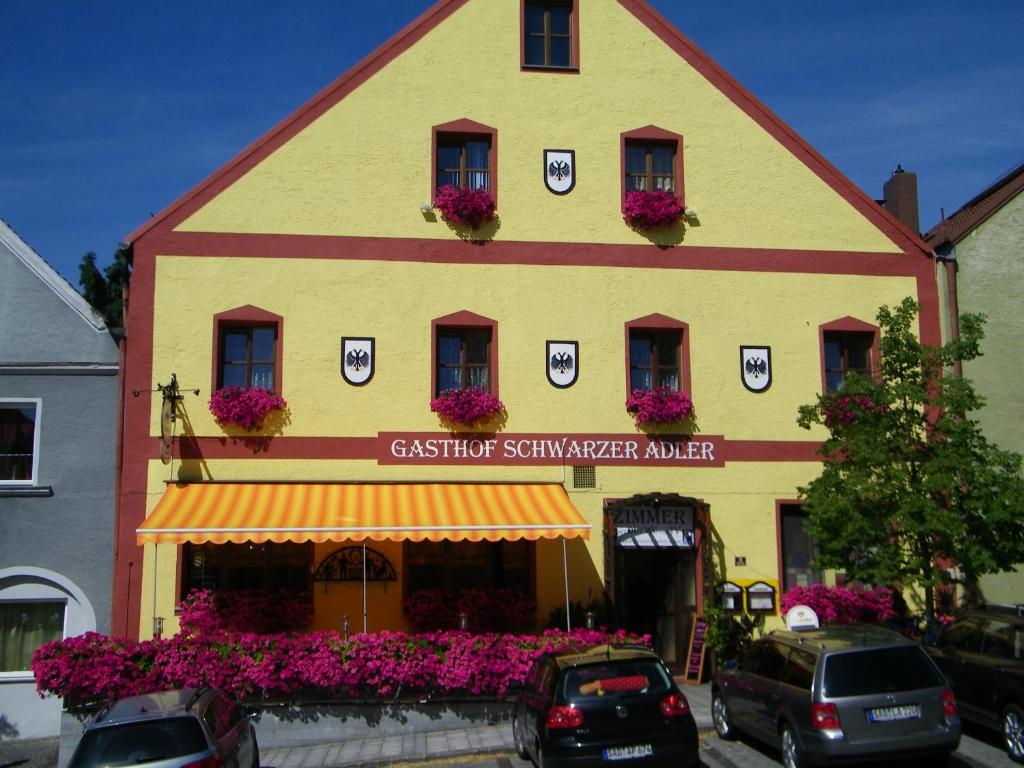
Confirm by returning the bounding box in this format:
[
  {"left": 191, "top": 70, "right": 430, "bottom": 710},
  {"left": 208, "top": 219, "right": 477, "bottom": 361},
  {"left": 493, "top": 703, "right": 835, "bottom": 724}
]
[
  {"left": 0, "top": 398, "right": 41, "bottom": 486},
  {"left": 0, "top": 599, "right": 66, "bottom": 678}
]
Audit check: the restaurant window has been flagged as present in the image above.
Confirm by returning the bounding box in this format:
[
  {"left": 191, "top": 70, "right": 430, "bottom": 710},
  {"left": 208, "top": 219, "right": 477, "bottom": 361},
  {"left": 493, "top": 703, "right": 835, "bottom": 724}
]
[
  {"left": 181, "top": 542, "right": 313, "bottom": 596},
  {"left": 0, "top": 601, "right": 65, "bottom": 673},
  {"left": 0, "top": 400, "right": 40, "bottom": 485},
  {"left": 405, "top": 540, "right": 532, "bottom": 595},
  {"left": 212, "top": 306, "right": 283, "bottom": 394},
  {"left": 780, "top": 504, "right": 822, "bottom": 592},
  {"left": 522, "top": 1, "right": 577, "bottom": 70}
]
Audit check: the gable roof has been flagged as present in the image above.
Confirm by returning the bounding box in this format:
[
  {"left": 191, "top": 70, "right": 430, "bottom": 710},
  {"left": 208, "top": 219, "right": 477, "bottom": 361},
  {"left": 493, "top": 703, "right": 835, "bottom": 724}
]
[
  {"left": 125, "top": 0, "right": 932, "bottom": 258},
  {"left": 0, "top": 217, "right": 110, "bottom": 332},
  {"left": 925, "top": 161, "right": 1024, "bottom": 247}
]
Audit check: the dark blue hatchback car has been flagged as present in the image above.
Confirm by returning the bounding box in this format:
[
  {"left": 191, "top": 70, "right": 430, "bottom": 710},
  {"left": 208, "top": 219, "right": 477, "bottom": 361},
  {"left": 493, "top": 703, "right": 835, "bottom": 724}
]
[{"left": 511, "top": 644, "right": 699, "bottom": 767}]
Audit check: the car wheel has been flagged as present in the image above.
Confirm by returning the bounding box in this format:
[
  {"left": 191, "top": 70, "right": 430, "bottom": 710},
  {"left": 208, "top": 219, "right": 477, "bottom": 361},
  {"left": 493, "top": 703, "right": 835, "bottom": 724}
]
[
  {"left": 711, "top": 691, "right": 737, "bottom": 741},
  {"left": 1004, "top": 704, "right": 1024, "bottom": 763},
  {"left": 780, "top": 724, "right": 805, "bottom": 768},
  {"left": 512, "top": 715, "right": 530, "bottom": 760}
]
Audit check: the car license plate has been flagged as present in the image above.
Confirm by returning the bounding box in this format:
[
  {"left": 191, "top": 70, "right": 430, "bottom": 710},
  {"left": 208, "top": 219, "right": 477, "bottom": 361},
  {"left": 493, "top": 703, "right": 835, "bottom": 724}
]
[
  {"left": 867, "top": 704, "right": 921, "bottom": 722},
  {"left": 603, "top": 743, "right": 654, "bottom": 761}
]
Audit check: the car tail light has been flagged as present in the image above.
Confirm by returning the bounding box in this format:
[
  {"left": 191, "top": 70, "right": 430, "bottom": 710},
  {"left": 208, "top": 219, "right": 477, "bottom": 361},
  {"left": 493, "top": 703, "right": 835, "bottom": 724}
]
[
  {"left": 942, "top": 688, "right": 957, "bottom": 717},
  {"left": 182, "top": 756, "right": 223, "bottom": 768},
  {"left": 811, "top": 702, "right": 841, "bottom": 731},
  {"left": 659, "top": 692, "right": 691, "bottom": 717},
  {"left": 546, "top": 705, "right": 584, "bottom": 729}
]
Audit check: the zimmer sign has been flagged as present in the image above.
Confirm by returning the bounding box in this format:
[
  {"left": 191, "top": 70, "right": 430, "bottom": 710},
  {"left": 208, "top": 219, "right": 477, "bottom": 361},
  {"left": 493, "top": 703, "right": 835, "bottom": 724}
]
[{"left": 379, "top": 433, "right": 723, "bottom": 467}]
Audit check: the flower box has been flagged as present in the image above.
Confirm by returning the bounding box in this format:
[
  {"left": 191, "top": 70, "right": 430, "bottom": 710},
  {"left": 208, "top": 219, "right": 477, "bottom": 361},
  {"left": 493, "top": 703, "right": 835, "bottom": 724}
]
[
  {"left": 625, "top": 387, "right": 694, "bottom": 427},
  {"left": 433, "top": 185, "right": 496, "bottom": 228},
  {"left": 622, "top": 189, "right": 685, "bottom": 229},
  {"left": 430, "top": 387, "right": 504, "bottom": 427},
  {"left": 209, "top": 386, "right": 286, "bottom": 431}
]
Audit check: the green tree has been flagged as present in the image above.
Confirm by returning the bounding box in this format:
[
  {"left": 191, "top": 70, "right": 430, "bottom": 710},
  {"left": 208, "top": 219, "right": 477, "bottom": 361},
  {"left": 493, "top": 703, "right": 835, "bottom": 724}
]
[
  {"left": 797, "top": 297, "right": 1024, "bottom": 618},
  {"left": 78, "top": 245, "right": 130, "bottom": 328}
]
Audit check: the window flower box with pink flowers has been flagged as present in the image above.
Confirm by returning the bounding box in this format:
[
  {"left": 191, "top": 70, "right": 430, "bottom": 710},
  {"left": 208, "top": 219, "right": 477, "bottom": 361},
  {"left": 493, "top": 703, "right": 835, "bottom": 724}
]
[
  {"left": 433, "top": 185, "right": 496, "bottom": 229},
  {"left": 209, "top": 386, "right": 287, "bottom": 431},
  {"left": 622, "top": 189, "right": 685, "bottom": 230},
  {"left": 625, "top": 387, "right": 694, "bottom": 428},
  {"left": 430, "top": 387, "right": 504, "bottom": 428}
]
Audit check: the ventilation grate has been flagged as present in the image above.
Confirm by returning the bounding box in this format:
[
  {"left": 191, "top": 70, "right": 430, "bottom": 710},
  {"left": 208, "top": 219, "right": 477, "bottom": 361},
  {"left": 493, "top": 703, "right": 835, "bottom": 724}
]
[{"left": 572, "top": 465, "right": 596, "bottom": 489}]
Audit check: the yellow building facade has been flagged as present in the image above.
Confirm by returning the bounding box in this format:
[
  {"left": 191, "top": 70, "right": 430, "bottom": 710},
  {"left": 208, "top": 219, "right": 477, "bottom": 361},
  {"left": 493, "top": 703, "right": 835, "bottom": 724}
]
[{"left": 114, "top": 0, "right": 940, "bottom": 667}]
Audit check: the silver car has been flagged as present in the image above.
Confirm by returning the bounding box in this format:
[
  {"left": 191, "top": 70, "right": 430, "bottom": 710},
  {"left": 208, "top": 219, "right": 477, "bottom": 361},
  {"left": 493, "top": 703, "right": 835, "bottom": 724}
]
[
  {"left": 711, "top": 625, "right": 960, "bottom": 768},
  {"left": 67, "top": 687, "right": 259, "bottom": 768}
]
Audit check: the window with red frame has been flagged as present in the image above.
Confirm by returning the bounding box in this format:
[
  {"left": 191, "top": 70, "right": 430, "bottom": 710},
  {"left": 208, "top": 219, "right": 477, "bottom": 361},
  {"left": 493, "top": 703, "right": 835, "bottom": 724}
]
[
  {"left": 780, "top": 504, "right": 822, "bottom": 592},
  {"left": 436, "top": 135, "right": 491, "bottom": 191},
  {"left": 629, "top": 329, "right": 682, "bottom": 391},
  {"left": 625, "top": 140, "right": 677, "bottom": 193},
  {"left": 823, "top": 331, "right": 873, "bottom": 391},
  {"left": 219, "top": 326, "right": 277, "bottom": 390},
  {"left": 523, "top": 1, "right": 574, "bottom": 68},
  {"left": 436, "top": 327, "right": 491, "bottom": 394}
]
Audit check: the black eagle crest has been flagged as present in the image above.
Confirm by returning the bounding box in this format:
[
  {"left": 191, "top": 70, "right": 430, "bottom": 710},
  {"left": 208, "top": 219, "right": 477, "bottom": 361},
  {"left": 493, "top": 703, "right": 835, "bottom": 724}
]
[
  {"left": 548, "top": 160, "right": 571, "bottom": 181},
  {"left": 550, "top": 352, "right": 574, "bottom": 374},
  {"left": 346, "top": 349, "right": 370, "bottom": 371},
  {"left": 745, "top": 357, "right": 767, "bottom": 378}
]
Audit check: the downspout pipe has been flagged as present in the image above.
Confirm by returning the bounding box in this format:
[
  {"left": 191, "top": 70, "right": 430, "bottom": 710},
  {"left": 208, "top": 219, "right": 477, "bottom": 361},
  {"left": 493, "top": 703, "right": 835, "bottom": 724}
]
[{"left": 934, "top": 247, "right": 962, "bottom": 379}]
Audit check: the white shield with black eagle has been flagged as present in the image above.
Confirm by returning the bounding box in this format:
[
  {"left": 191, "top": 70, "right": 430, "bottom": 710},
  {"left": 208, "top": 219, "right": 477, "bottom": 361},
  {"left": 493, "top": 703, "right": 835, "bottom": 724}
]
[
  {"left": 740, "top": 346, "right": 772, "bottom": 393},
  {"left": 547, "top": 341, "right": 579, "bottom": 388},
  {"left": 544, "top": 149, "right": 575, "bottom": 195},
  {"left": 341, "top": 337, "right": 375, "bottom": 385}
]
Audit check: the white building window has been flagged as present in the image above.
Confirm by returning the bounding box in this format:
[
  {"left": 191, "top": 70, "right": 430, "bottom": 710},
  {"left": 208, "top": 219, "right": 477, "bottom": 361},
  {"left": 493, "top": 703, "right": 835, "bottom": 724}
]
[
  {"left": 0, "top": 399, "right": 41, "bottom": 485},
  {"left": 0, "top": 601, "right": 65, "bottom": 674}
]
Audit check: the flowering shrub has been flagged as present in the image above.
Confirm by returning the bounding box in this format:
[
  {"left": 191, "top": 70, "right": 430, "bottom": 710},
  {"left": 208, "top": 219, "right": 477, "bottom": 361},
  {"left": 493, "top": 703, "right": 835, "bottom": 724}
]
[
  {"left": 781, "top": 583, "right": 896, "bottom": 626},
  {"left": 32, "top": 627, "right": 650, "bottom": 704},
  {"left": 822, "top": 394, "right": 888, "bottom": 429},
  {"left": 209, "top": 386, "right": 286, "bottom": 431},
  {"left": 430, "top": 387, "right": 504, "bottom": 427},
  {"left": 625, "top": 387, "right": 694, "bottom": 427},
  {"left": 622, "top": 189, "right": 685, "bottom": 229},
  {"left": 178, "top": 589, "right": 312, "bottom": 635},
  {"left": 404, "top": 588, "right": 536, "bottom": 633},
  {"left": 433, "top": 185, "right": 496, "bottom": 228}
]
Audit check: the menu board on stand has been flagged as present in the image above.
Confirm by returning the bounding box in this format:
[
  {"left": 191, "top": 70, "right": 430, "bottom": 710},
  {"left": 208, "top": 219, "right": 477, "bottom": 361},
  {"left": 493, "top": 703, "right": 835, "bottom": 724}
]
[{"left": 683, "top": 615, "right": 708, "bottom": 685}]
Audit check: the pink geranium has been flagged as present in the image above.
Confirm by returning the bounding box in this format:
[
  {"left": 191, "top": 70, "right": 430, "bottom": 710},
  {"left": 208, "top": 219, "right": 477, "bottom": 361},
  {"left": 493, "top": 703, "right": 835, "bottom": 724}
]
[
  {"left": 625, "top": 387, "right": 694, "bottom": 427},
  {"left": 822, "top": 394, "right": 888, "bottom": 429},
  {"left": 209, "top": 386, "right": 286, "bottom": 431},
  {"left": 622, "top": 189, "right": 685, "bottom": 229},
  {"left": 430, "top": 387, "right": 504, "bottom": 427},
  {"left": 433, "top": 185, "right": 496, "bottom": 228},
  {"left": 781, "top": 584, "right": 896, "bottom": 626}
]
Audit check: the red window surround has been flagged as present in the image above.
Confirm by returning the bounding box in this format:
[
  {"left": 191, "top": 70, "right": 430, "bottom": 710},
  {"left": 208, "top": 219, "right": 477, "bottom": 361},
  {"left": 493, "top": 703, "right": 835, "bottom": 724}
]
[
  {"left": 818, "top": 316, "right": 880, "bottom": 393},
  {"left": 620, "top": 125, "right": 685, "bottom": 204},
  {"left": 520, "top": 0, "right": 580, "bottom": 73},
  {"left": 431, "top": 310, "right": 499, "bottom": 399},
  {"left": 432, "top": 119, "right": 498, "bottom": 205},
  {"left": 211, "top": 305, "right": 284, "bottom": 396},
  {"left": 624, "top": 313, "right": 691, "bottom": 399}
]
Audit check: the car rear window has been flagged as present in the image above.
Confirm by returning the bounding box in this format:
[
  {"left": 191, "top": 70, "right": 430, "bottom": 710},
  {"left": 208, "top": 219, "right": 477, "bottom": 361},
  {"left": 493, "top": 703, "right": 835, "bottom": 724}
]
[
  {"left": 69, "top": 717, "right": 209, "bottom": 768},
  {"left": 562, "top": 659, "right": 672, "bottom": 701},
  {"left": 823, "top": 646, "right": 945, "bottom": 698}
]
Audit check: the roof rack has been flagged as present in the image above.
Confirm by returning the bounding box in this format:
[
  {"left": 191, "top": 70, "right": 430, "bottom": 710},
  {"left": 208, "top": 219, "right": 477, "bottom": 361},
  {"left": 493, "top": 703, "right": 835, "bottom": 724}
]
[{"left": 185, "top": 687, "right": 209, "bottom": 711}]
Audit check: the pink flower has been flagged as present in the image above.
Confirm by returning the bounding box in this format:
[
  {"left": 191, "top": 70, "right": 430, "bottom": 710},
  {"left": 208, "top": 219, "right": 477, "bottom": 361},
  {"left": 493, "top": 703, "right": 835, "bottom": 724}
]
[
  {"left": 430, "top": 387, "right": 504, "bottom": 427},
  {"left": 433, "top": 185, "right": 496, "bottom": 228},
  {"left": 209, "top": 386, "right": 286, "bottom": 431},
  {"left": 622, "top": 190, "right": 685, "bottom": 229},
  {"left": 781, "top": 584, "right": 896, "bottom": 626},
  {"left": 625, "top": 387, "right": 694, "bottom": 427}
]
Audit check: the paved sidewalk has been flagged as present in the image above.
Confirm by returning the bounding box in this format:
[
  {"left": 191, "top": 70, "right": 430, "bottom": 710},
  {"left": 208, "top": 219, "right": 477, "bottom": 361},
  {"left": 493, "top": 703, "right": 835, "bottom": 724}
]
[{"left": 260, "top": 682, "right": 713, "bottom": 768}]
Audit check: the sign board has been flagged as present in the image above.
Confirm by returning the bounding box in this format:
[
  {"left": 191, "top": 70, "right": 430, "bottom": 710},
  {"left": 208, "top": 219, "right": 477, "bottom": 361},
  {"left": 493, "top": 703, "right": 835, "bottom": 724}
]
[
  {"left": 785, "top": 604, "right": 820, "bottom": 631},
  {"left": 684, "top": 615, "right": 708, "bottom": 685},
  {"left": 613, "top": 505, "right": 694, "bottom": 549}
]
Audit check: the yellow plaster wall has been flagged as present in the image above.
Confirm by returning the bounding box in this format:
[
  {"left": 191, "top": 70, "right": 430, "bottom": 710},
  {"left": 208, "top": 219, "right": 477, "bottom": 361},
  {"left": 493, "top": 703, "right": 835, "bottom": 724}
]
[{"left": 176, "top": 0, "right": 899, "bottom": 254}]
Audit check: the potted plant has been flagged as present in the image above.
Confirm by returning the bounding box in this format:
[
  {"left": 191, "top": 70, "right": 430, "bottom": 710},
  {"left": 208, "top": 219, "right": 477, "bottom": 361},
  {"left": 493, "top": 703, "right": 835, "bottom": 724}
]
[
  {"left": 430, "top": 386, "right": 504, "bottom": 428},
  {"left": 622, "top": 189, "right": 685, "bottom": 229},
  {"left": 625, "top": 387, "right": 694, "bottom": 428},
  {"left": 209, "top": 386, "right": 287, "bottom": 431},
  {"left": 433, "top": 185, "right": 496, "bottom": 228}
]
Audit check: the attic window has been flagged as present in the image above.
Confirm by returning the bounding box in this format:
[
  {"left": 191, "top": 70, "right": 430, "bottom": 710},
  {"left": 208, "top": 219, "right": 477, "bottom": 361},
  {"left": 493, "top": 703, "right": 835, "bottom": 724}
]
[{"left": 522, "top": 1, "right": 579, "bottom": 72}]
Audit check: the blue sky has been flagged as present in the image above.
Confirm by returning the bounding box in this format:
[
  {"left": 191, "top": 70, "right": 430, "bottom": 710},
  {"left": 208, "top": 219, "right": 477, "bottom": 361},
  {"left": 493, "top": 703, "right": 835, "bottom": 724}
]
[{"left": 2, "top": 1, "right": 1021, "bottom": 285}]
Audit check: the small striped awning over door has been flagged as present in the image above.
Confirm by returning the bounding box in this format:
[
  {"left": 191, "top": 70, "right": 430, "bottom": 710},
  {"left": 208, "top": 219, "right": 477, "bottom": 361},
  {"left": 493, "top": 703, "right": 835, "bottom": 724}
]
[{"left": 136, "top": 483, "right": 591, "bottom": 544}]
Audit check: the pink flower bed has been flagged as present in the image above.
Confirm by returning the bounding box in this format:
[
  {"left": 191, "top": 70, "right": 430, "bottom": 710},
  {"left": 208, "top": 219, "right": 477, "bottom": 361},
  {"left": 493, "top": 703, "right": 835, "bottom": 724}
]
[
  {"left": 430, "top": 387, "right": 504, "bottom": 427},
  {"left": 622, "top": 190, "right": 685, "bottom": 229},
  {"left": 404, "top": 588, "right": 536, "bottom": 633},
  {"left": 625, "top": 387, "right": 694, "bottom": 427},
  {"left": 434, "top": 185, "right": 496, "bottom": 228},
  {"left": 179, "top": 590, "right": 312, "bottom": 635},
  {"left": 209, "top": 386, "right": 286, "bottom": 431},
  {"left": 31, "top": 628, "right": 650, "bottom": 704},
  {"left": 781, "top": 584, "right": 896, "bottom": 626}
]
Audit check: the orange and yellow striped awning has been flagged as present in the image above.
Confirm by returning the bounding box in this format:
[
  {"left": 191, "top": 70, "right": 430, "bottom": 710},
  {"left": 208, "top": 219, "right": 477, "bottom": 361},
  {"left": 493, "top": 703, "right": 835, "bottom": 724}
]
[{"left": 136, "top": 483, "right": 590, "bottom": 545}]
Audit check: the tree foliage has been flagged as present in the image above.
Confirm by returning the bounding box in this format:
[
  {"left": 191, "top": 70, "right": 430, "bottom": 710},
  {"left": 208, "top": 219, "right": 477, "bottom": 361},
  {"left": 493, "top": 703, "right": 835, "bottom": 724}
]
[
  {"left": 78, "top": 245, "right": 130, "bottom": 328},
  {"left": 797, "top": 298, "right": 1024, "bottom": 617}
]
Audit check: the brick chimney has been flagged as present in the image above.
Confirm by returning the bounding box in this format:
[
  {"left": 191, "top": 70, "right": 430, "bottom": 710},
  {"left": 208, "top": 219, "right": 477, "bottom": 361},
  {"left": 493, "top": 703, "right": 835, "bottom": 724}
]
[{"left": 882, "top": 164, "right": 920, "bottom": 234}]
